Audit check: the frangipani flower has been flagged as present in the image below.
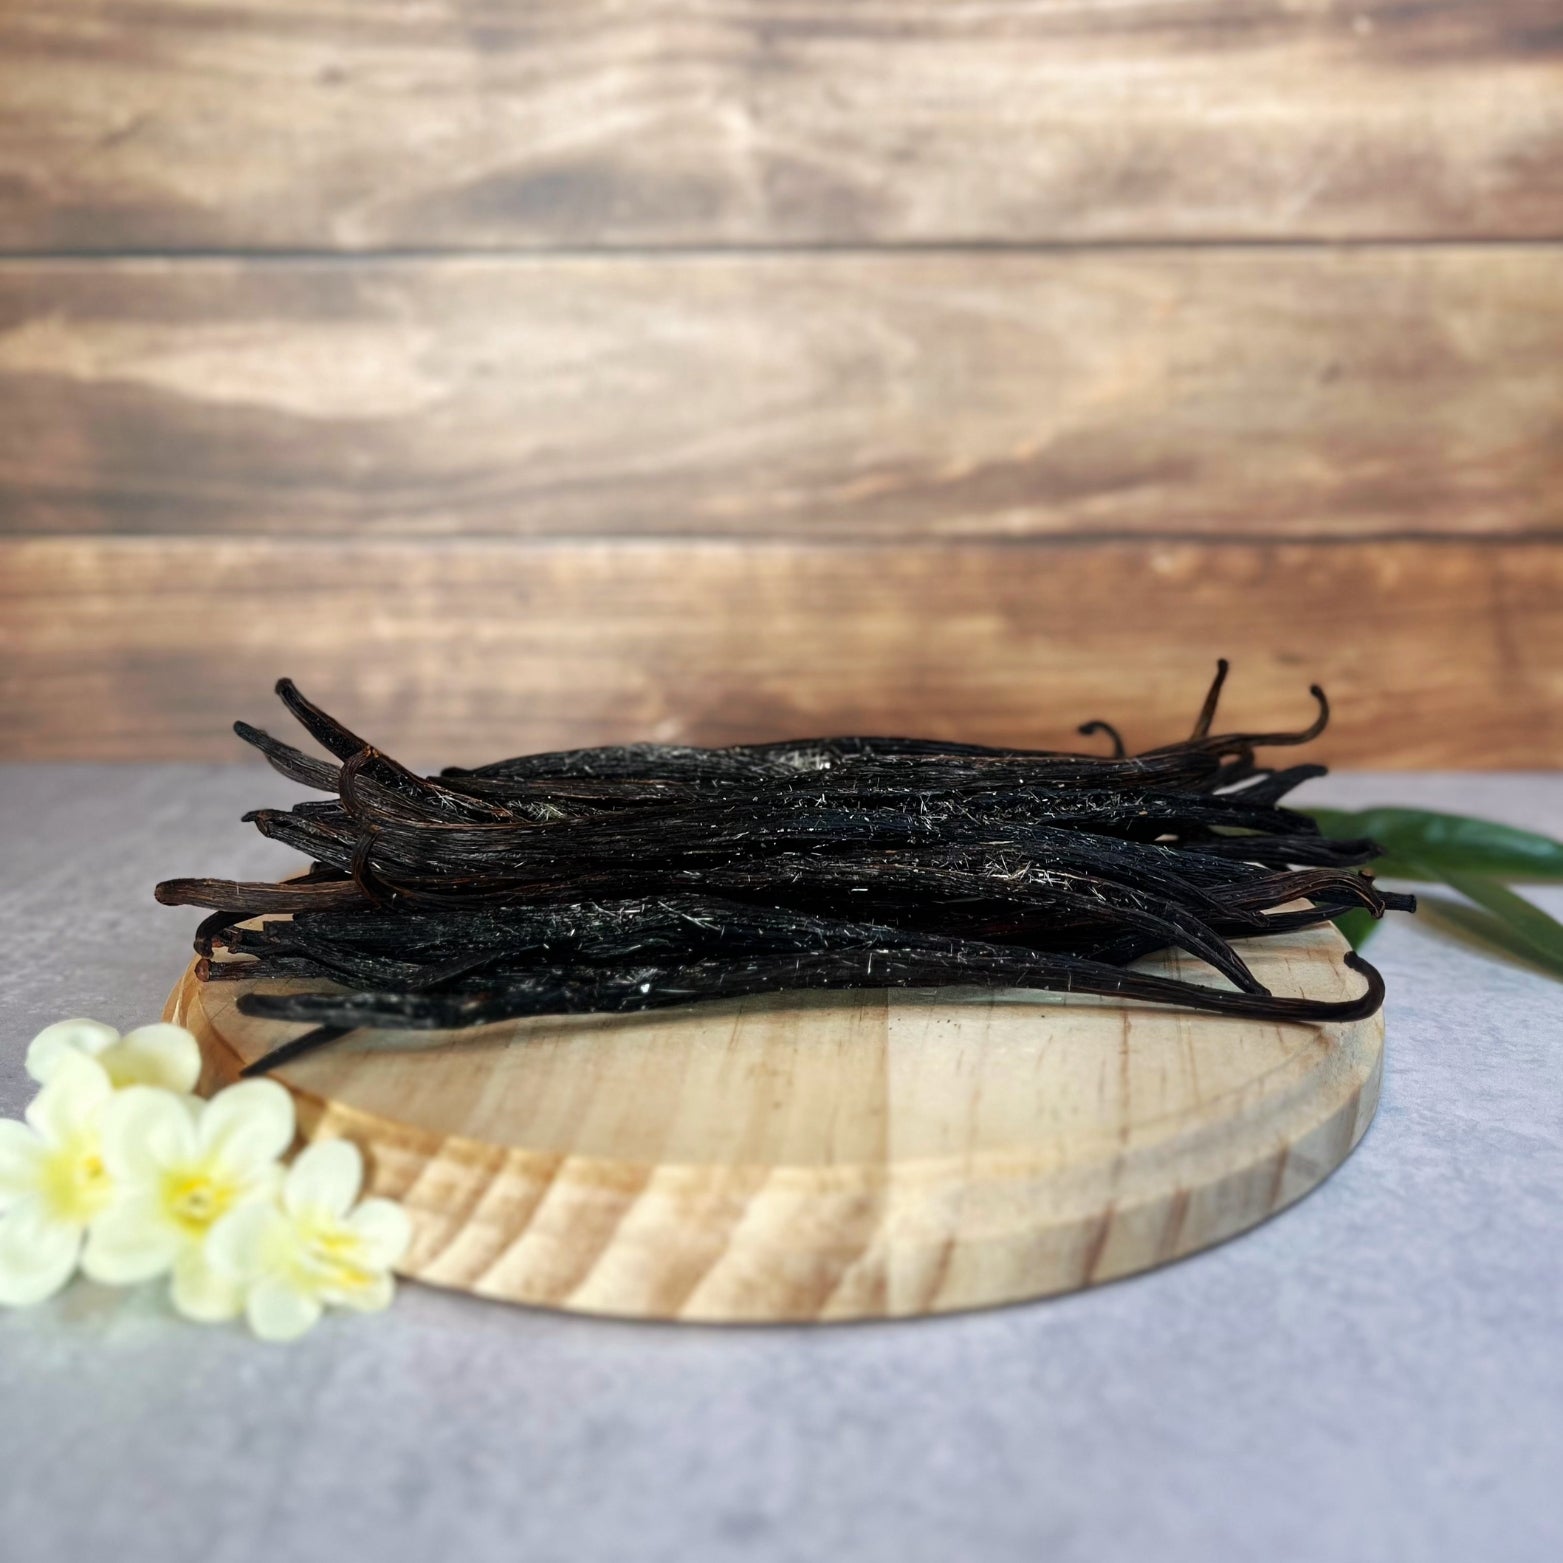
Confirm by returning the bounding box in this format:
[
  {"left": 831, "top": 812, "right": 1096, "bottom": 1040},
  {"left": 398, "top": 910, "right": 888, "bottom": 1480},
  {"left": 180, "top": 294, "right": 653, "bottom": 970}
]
[
  {"left": 209, "top": 1139, "right": 410, "bottom": 1342},
  {"left": 27, "top": 1019, "right": 201, "bottom": 1096},
  {"left": 0, "top": 1052, "right": 115, "bottom": 1306},
  {"left": 5, "top": 1013, "right": 407, "bottom": 1338},
  {"left": 83, "top": 1079, "right": 295, "bottom": 1322}
]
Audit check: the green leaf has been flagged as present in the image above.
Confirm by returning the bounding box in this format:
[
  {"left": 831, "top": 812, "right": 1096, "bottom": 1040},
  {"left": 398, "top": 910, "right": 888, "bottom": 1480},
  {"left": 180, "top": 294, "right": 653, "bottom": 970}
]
[
  {"left": 1413, "top": 893, "right": 1563, "bottom": 982},
  {"left": 1437, "top": 871, "right": 1563, "bottom": 975},
  {"left": 1303, "top": 806, "right": 1563, "bottom": 882},
  {"left": 1330, "top": 906, "right": 1382, "bottom": 951}
]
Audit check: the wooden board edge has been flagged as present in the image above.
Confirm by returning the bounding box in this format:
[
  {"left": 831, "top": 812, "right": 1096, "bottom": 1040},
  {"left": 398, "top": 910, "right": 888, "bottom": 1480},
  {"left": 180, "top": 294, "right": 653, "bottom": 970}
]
[{"left": 164, "top": 957, "right": 1384, "bottom": 1322}]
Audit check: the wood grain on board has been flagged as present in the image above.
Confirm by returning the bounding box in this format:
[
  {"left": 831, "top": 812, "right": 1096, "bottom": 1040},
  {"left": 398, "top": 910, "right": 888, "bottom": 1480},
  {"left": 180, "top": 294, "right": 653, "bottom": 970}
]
[
  {"left": 165, "top": 921, "right": 1384, "bottom": 1321},
  {"left": 2, "top": 249, "right": 1560, "bottom": 542},
  {"left": 3, "top": 535, "right": 1559, "bottom": 765},
  {"left": 1, "top": 1, "right": 1560, "bottom": 249}
]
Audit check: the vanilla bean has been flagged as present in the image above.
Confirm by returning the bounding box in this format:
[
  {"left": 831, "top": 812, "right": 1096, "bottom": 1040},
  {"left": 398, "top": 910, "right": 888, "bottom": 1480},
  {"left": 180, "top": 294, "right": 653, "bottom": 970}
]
[
  {"left": 234, "top": 946, "right": 1388, "bottom": 1049},
  {"left": 158, "top": 668, "right": 1413, "bottom": 1072}
]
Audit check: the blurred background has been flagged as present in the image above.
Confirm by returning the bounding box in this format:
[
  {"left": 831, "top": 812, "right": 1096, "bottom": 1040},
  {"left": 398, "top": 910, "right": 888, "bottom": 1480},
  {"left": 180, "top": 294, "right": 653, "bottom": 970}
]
[{"left": 1, "top": 0, "right": 1559, "bottom": 768}]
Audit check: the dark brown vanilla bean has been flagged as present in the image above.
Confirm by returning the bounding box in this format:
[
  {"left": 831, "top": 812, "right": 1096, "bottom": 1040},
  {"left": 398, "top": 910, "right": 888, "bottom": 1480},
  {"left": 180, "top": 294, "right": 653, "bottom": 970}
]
[
  {"left": 156, "top": 875, "right": 369, "bottom": 914},
  {"left": 158, "top": 667, "right": 1414, "bottom": 1071},
  {"left": 234, "top": 946, "right": 1388, "bottom": 1056},
  {"left": 232, "top": 722, "right": 342, "bottom": 793}
]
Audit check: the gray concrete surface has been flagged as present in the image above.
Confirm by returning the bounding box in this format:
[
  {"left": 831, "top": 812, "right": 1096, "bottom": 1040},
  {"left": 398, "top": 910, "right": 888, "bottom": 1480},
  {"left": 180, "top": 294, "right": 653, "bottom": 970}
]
[{"left": 1, "top": 765, "right": 1559, "bottom": 1563}]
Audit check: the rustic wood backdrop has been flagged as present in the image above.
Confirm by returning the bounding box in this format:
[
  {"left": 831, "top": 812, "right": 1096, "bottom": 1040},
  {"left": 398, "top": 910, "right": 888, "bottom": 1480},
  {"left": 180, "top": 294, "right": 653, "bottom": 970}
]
[{"left": 1, "top": 1, "right": 1560, "bottom": 766}]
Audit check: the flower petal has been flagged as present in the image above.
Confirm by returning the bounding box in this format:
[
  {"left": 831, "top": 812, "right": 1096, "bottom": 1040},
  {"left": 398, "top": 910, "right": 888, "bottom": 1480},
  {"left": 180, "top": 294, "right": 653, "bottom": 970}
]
[
  {"left": 329, "top": 1268, "right": 395, "bottom": 1315},
  {"left": 170, "top": 1248, "right": 244, "bottom": 1322},
  {"left": 24, "top": 1053, "right": 112, "bottom": 1145},
  {"left": 25, "top": 1019, "right": 119, "bottom": 1085},
  {"left": 0, "top": 1202, "right": 82, "bottom": 1306},
  {"left": 105, "top": 1024, "right": 202, "bottom": 1094},
  {"left": 81, "top": 1194, "right": 182, "bottom": 1284},
  {"left": 0, "top": 1120, "right": 44, "bottom": 1209},
  {"left": 199, "top": 1080, "right": 295, "bottom": 1176},
  {"left": 284, "top": 1139, "right": 363, "bottom": 1221},
  {"left": 100, "top": 1087, "right": 197, "bottom": 1184},
  {"left": 246, "top": 1276, "right": 323, "bottom": 1343},
  {"left": 206, "top": 1201, "right": 290, "bottom": 1283},
  {"left": 346, "top": 1199, "right": 411, "bottom": 1270}
]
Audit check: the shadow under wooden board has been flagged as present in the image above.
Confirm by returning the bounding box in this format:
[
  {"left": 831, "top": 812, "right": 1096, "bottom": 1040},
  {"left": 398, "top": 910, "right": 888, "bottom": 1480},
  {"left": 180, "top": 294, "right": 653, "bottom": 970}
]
[{"left": 164, "top": 922, "right": 1382, "bottom": 1323}]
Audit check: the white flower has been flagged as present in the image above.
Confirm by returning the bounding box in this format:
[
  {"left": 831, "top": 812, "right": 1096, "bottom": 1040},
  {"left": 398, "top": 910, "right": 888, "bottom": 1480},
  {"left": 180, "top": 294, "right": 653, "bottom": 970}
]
[
  {"left": 27, "top": 1019, "right": 201, "bottom": 1095},
  {"left": 4, "top": 1016, "right": 406, "bottom": 1337},
  {"left": 0, "top": 1052, "right": 115, "bottom": 1306},
  {"left": 208, "top": 1139, "right": 410, "bottom": 1342},
  {"left": 83, "top": 1079, "right": 295, "bottom": 1322}
]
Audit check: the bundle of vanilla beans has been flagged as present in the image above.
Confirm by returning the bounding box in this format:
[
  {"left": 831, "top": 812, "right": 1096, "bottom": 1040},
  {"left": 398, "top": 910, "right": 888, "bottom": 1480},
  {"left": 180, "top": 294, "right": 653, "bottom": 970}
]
[{"left": 156, "top": 665, "right": 1413, "bottom": 1074}]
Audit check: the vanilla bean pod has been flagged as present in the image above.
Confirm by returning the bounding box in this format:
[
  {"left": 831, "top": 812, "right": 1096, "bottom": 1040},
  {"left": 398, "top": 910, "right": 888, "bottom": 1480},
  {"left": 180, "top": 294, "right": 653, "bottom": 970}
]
[
  {"left": 213, "top": 874, "right": 1409, "bottom": 999},
  {"left": 233, "top": 945, "right": 1387, "bottom": 1072},
  {"left": 158, "top": 667, "right": 1414, "bottom": 1071},
  {"left": 211, "top": 882, "right": 1268, "bottom": 997}
]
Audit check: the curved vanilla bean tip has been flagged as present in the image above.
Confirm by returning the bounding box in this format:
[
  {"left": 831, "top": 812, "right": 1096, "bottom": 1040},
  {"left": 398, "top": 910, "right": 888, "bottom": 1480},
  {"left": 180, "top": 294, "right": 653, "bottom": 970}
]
[
  {"left": 274, "top": 677, "right": 374, "bottom": 762},
  {"left": 1076, "top": 720, "right": 1126, "bottom": 759},
  {"left": 239, "top": 1025, "right": 354, "bottom": 1078},
  {"left": 1190, "top": 658, "right": 1231, "bottom": 740},
  {"left": 233, "top": 720, "right": 341, "bottom": 791}
]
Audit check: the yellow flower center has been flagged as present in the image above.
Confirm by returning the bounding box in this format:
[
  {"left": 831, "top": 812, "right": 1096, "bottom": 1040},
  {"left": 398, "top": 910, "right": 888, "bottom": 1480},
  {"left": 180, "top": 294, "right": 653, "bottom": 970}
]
[
  {"left": 163, "top": 1170, "right": 239, "bottom": 1238},
  {"left": 39, "top": 1138, "right": 114, "bottom": 1225},
  {"left": 297, "top": 1219, "right": 377, "bottom": 1295}
]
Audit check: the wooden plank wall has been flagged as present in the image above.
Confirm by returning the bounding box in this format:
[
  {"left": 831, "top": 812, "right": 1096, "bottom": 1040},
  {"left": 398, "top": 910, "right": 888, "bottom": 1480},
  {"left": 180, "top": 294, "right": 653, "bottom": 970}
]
[{"left": 1, "top": 1, "right": 1560, "bottom": 766}]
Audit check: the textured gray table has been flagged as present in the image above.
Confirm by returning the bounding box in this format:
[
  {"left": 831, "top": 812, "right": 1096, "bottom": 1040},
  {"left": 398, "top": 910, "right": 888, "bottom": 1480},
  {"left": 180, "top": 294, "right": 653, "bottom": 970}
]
[{"left": 2, "top": 766, "right": 1559, "bottom": 1563}]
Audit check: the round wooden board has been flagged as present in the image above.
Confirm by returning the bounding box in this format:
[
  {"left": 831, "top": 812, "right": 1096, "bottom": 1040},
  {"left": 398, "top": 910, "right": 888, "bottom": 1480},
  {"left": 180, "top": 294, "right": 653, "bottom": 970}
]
[{"left": 164, "top": 924, "right": 1382, "bottom": 1323}]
